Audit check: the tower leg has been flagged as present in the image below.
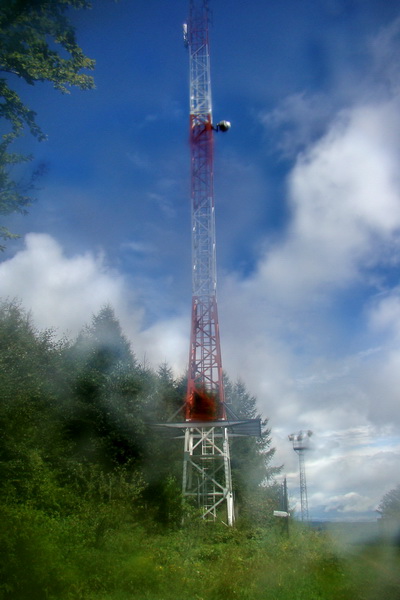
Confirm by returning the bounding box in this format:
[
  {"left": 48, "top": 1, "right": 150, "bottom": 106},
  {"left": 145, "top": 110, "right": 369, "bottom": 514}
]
[
  {"left": 182, "top": 426, "right": 235, "bottom": 525},
  {"left": 223, "top": 428, "right": 235, "bottom": 526}
]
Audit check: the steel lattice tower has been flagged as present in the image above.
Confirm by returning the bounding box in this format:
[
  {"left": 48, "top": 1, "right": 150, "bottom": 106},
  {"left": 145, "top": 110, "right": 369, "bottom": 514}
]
[
  {"left": 289, "top": 430, "right": 313, "bottom": 522},
  {"left": 154, "top": 0, "right": 260, "bottom": 526},
  {"left": 182, "top": 0, "right": 234, "bottom": 525}
]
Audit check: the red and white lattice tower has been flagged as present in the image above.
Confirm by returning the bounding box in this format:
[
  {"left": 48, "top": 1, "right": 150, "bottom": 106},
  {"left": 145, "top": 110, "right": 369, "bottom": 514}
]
[{"left": 182, "top": 0, "right": 234, "bottom": 525}]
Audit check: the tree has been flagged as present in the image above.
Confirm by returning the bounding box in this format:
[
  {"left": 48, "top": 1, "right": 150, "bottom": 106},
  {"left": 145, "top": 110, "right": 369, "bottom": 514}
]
[
  {"left": 77, "top": 304, "right": 135, "bottom": 373},
  {"left": 66, "top": 306, "right": 148, "bottom": 467},
  {"left": 140, "top": 364, "right": 185, "bottom": 527},
  {"left": 0, "top": 0, "right": 95, "bottom": 248},
  {"left": 0, "top": 300, "right": 150, "bottom": 597},
  {"left": 0, "top": 299, "right": 72, "bottom": 511},
  {"left": 378, "top": 484, "right": 400, "bottom": 520},
  {"left": 225, "top": 378, "right": 279, "bottom": 484},
  {"left": 224, "top": 376, "right": 282, "bottom": 524}
]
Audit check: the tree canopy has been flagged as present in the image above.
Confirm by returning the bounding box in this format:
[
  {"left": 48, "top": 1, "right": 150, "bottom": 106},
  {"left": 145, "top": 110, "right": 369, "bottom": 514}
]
[
  {"left": 0, "top": 0, "right": 95, "bottom": 248},
  {"left": 378, "top": 483, "right": 400, "bottom": 520}
]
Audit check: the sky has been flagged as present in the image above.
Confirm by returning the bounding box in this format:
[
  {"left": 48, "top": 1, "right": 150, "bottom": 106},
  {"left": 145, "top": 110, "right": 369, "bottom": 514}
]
[{"left": 2, "top": 0, "right": 400, "bottom": 523}]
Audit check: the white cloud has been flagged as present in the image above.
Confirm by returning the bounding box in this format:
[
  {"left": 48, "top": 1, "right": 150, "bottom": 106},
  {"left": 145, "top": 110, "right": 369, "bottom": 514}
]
[
  {"left": 262, "top": 101, "right": 400, "bottom": 303},
  {"left": 217, "top": 97, "right": 400, "bottom": 438},
  {"left": 368, "top": 287, "right": 400, "bottom": 340},
  {"left": 215, "top": 24, "right": 400, "bottom": 519},
  {"left": 322, "top": 492, "right": 375, "bottom": 514},
  {"left": 140, "top": 316, "right": 188, "bottom": 373},
  {"left": 260, "top": 91, "right": 334, "bottom": 157},
  {"left": 0, "top": 233, "right": 143, "bottom": 339},
  {"left": 281, "top": 427, "right": 400, "bottom": 518},
  {"left": 0, "top": 232, "right": 187, "bottom": 373}
]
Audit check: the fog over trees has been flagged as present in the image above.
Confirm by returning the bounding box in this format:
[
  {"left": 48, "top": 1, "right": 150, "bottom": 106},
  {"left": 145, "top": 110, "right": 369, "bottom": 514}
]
[
  {"left": 379, "top": 484, "right": 400, "bottom": 520},
  {"left": 0, "top": 299, "right": 283, "bottom": 596}
]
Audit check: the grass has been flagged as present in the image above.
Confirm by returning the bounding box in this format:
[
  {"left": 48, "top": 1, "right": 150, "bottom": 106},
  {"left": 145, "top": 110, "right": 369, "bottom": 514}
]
[{"left": 2, "top": 510, "right": 400, "bottom": 600}]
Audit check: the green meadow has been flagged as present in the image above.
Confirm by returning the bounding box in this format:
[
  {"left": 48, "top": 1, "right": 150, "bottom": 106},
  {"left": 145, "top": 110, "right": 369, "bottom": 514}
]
[{"left": 2, "top": 507, "right": 400, "bottom": 600}]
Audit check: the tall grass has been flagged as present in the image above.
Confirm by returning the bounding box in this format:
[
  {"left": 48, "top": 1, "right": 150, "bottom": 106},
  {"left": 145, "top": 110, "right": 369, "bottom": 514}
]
[{"left": 3, "top": 506, "right": 399, "bottom": 600}]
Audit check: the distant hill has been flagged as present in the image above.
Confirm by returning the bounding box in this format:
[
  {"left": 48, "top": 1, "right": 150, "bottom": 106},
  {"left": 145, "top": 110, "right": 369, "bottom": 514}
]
[{"left": 310, "top": 519, "right": 400, "bottom": 547}]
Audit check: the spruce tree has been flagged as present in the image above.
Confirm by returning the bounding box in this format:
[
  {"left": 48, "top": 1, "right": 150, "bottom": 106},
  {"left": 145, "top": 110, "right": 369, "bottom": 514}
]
[
  {"left": 66, "top": 306, "right": 145, "bottom": 468},
  {"left": 224, "top": 376, "right": 281, "bottom": 524}
]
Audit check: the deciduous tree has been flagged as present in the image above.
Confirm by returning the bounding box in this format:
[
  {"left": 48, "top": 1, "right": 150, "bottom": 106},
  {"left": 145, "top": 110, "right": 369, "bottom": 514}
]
[{"left": 0, "top": 0, "right": 95, "bottom": 248}]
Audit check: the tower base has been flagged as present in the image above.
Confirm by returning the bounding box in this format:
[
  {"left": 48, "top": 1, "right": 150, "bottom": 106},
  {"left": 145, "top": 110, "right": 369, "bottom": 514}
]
[{"left": 183, "top": 425, "right": 234, "bottom": 525}]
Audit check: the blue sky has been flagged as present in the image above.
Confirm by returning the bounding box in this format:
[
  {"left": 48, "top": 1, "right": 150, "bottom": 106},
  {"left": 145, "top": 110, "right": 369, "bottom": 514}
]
[{"left": 2, "top": 0, "right": 400, "bottom": 523}]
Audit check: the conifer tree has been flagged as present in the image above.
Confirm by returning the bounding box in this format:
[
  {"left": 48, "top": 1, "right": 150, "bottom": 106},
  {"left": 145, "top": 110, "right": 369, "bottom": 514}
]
[
  {"left": 224, "top": 376, "right": 281, "bottom": 524},
  {"left": 379, "top": 484, "right": 400, "bottom": 520},
  {"left": 66, "top": 306, "right": 145, "bottom": 468},
  {"left": 140, "top": 363, "right": 185, "bottom": 527}
]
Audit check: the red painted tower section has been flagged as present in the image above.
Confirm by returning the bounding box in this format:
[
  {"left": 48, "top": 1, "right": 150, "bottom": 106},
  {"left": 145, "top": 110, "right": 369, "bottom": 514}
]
[
  {"left": 182, "top": 0, "right": 235, "bottom": 525},
  {"left": 185, "top": 0, "right": 226, "bottom": 424}
]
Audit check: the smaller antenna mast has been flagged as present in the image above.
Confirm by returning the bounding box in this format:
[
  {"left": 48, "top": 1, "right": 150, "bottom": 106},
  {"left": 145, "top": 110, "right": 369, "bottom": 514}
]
[{"left": 288, "top": 430, "right": 312, "bottom": 522}]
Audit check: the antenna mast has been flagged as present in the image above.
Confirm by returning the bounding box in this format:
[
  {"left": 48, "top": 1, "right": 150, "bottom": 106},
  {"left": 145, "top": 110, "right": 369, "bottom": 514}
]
[
  {"left": 182, "top": 0, "right": 234, "bottom": 525},
  {"left": 289, "top": 430, "right": 313, "bottom": 522}
]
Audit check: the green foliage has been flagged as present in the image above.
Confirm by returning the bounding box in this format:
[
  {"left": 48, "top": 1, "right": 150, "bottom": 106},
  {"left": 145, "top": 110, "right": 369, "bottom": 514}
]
[
  {"left": 379, "top": 483, "right": 400, "bottom": 519},
  {"left": 224, "top": 376, "right": 282, "bottom": 523},
  {"left": 226, "top": 377, "right": 280, "bottom": 484},
  {"left": 2, "top": 500, "right": 400, "bottom": 600},
  {"left": 139, "top": 364, "right": 185, "bottom": 527},
  {"left": 0, "top": 300, "right": 69, "bottom": 507},
  {"left": 0, "top": 0, "right": 95, "bottom": 247},
  {"left": 65, "top": 305, "right": 147, "bottom": 468},
  {"left": 154, "top": 362, "right": 185, "bottom": 421}
]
